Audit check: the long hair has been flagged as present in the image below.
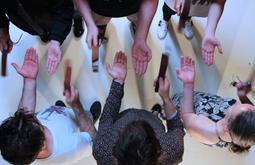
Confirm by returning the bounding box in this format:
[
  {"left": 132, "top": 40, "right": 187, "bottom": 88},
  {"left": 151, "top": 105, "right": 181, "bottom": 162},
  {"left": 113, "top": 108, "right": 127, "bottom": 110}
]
[
  {"left": 228, "top": 110, "right": 255, "bottom": 153},
  {"left": 0, "top": 109, "right": 45, "bottom": 165}
]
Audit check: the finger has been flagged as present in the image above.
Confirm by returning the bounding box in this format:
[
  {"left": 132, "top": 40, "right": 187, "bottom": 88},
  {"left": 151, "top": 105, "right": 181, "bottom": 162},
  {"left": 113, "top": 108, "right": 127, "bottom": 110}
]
[
  {"left": 11, "top": 63, "right": 21, "bottom": 73},
  {"left": 147, "top": 49, "right": 152, "bottom": 62},
  {"left": 181, "top": 3, "right": 184, "bottom": 14},
  {"left": 24, "top": 49, "right": 31, "bottom": 60},
  {"left": 114, "top": 52, "right": 119, "bottom": 63},
  {"left": 117, "top": 51, "right": 122, "bottom": 63},
  {"left": 216, "top": 42, "right": 223, "bottom": 54},
  {"left": 132, "top": 56, "right": 138, "bottom": 74},
  {"left": 106, "top": 63, "right": 112, "bottom": 76},
  {"left": 30, "top": 48, "right": 37, "bottom": 62},
  {"left": 123, "top": 53, "right": 127, "bottom": 66},
  {"left": 93, "top": 35, "right": 98, "bottom": 47},
  {"left": 141, "top": 61, "right": 148, "bottom": 75},
  {"left": 86, "top": 35, "right": 92, "bottom": 48}
]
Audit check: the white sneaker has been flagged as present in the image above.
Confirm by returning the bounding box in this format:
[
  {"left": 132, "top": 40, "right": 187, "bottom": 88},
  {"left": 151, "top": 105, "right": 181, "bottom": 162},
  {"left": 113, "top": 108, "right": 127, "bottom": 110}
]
[
  {"left": 157, "top": 20, "right": 168, "bottom": 40},
  {"left": 183, "top": 19, "right": 194, "bottom": 40}
]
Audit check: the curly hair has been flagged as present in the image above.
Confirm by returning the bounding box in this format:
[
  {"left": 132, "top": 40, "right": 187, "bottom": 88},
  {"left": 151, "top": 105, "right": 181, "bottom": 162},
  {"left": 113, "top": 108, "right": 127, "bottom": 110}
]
[
  {"left": 228, "top": 110, "right": 255, "bottom": 153},
  {"left": 113, "top": 120, "right": 161, "bottom": 165},
  {"left": 0, "top": 110, "right": 45, "bottom": 165}
]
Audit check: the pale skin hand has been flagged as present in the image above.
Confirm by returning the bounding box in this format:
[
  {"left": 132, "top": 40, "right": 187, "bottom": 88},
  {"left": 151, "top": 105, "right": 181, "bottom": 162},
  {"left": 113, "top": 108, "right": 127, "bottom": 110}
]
[
  {"left": 174, "top": 0, "right": 185, "bottom": 16},
  {"left": 46, "top": 40, "right": 61, "bottom": 74},
  {"left": 158, "top": 77, "right": 170, "bottom": 100},
  {"left": 235, "top": 81, "right": 251, "bottom": 97},
  {"left": 106, "top": 51, "right": 127, "bottom": 84},
  {"left": 132, "top": 39, "right": 152, "bottom": 76},
  {"left": 86, "top": 24, "right": 99, "bottom": 48},
  {"left": 176, "top": 56, "right": 195, "bottom": 85},
  {"left": 202, "top": 33, "right": 223, "bottom": 66},
  {"left": 0, "top": 28, "right": 13, "bottom": 53}
]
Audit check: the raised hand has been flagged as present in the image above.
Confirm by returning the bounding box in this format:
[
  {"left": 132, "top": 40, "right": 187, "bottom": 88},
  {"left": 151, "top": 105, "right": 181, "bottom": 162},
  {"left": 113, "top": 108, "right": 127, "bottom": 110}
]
[
  {"left": 106, "top": 51, "right": 127, "bottom": 83},
  {"left": 174, "top": 0, "right": 185, "bottom": 16},
  {"left": 0, "top": 28, "right": 13, "bottom": 53},
  {"left": 64, "top": 85, "right": 80, "bottom": 108},
  {"left": 202, "top": 33, "right": 223, "bottom": 66},
  {"left": 12, "top": 48, "right": 38, "bottom": 80},
  {"left": 132, "top": 40, "right": 152, "bottom": 76},
  {"left": 158, "top": 77, "right": 170, "bottom": 100},
  {"left": 176, "top": 56, "right": 195, "bottom": 85},
  {"left": 46, "top": 40, "right": 61, "bottom": 74},
  {"left": 86, "top": 25, "right": 99, "bottom": 48}
]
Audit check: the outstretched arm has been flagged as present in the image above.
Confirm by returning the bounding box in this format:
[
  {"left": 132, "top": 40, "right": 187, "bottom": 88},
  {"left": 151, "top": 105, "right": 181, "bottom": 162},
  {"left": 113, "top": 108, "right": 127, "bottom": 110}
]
[
  {"left": 202, "top": 0, "right": 226, "bottom": 65},
  {"left": 12, "top": 48, "right": 39, "bottom": 113},
  {"left": 65, "top": 85, "right": 97, "bottom": 139},
  {"left": 177, "top": 56, "right": 219, "bottom": 144},
  {"left": 132, "top": 0, "right": 158, "bottom": 76},
  {"left": 98, "top": 51, "right": 127, "bottom": 130},
  {"left": 74, "top": 0, "right": 98, "bottom": 48}
]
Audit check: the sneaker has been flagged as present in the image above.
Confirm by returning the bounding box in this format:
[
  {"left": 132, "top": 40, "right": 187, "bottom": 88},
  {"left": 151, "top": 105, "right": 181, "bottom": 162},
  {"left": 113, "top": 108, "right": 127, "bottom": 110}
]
[
  {"left": 73, "top": 11, "right": 84, "bottom": 38},
  {"left": 151, "top": 103, "right": 162, "bottom": 116},
  {"left": 157, "top": 20, "right": 168, "bottom": 40},
  {"left": 55, "top": 100, "right": 66, "bottom": 107},
  {"left": 90, "top": 101, "right": 101, "bottom": 123},
  {"left": 183, "top": 19, "right": 194, "bottom": 40}
]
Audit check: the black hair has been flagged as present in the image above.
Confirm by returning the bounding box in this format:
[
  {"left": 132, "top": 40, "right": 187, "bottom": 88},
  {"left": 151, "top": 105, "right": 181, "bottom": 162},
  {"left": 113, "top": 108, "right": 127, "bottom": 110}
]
[
  {"left": 0, "top": 110, "right": 45, "bottom": 165},
  {"left": 228, "top": 110, "right": 255, "bottom": 153},
  {"left": 192, "top": 0, "right": 212, "bottom": 5},
  {"left": 113, "top": 120, "right": 161, "bottom": 165}
]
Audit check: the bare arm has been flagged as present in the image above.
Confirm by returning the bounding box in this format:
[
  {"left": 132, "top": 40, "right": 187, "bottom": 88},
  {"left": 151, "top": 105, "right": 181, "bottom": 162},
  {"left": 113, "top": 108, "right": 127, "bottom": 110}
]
[
  {"left": 205, "top": 0, "right": 226, "bottom": 35},
  {"left": 73, "top": 0, "right": 98, "bottom": 47},
  {"left": 12, "top": 48, "right": 38, "bottom": 113},
  {"left": 235, "top": 81, "right": 253, "bottom": 105},
  {"left": 65, "top": 86, "right": 97, "bottom": 139},
  {"left": 135, "top": 0, "right": 158, "bottom": 41},
  {"left": 177, "top": 56, "right": 218, "bottom": 144}
]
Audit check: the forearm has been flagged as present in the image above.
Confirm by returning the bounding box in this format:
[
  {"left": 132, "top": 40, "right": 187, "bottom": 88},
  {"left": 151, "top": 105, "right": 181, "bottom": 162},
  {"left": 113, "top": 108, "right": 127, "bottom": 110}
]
[
  {"left": 135, "top": 0, "right": 158, "bottom": 41},
  {"left": 205, "top": 0, "right": 225, "bottom": 35},
  {"left": 73, "top": 0, "right": 96, "bottom": 28},
  {"left": 181, "top": 84, "right": 194, "bottom": 115},
  {"left": 72, "top": 102, "right": 97, "bottom": 139},
  {"left": 18, "top": 79, "right": 36, "bottom": 113},
  {"left": 162, "top": 96, "right": 177, "bottom": 117}
]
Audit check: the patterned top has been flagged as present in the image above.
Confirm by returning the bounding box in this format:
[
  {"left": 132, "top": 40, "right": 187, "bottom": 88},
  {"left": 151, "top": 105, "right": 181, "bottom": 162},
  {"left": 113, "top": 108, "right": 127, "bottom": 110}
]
[
  {"left": 93, "top": 81, "right": 185, "bottom": 165},
  {"left": 172, "top": 91, "right": 236, "bottom": 147}
]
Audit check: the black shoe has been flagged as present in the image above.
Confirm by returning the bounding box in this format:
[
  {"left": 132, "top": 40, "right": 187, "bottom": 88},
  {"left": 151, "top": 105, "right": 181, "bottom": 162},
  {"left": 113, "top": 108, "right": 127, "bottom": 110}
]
[
  {"left": 90, "top": 101, "right": 101, "bottom": 122},
  {"left": 55, "top": 100, "right": 66, "bottom": 107},
  {"left": 151, "top": 103, "right": 162, "bottom": 114},
  {"left": 73, "top": 11, "right": 84, "bottom": 38},
  {"left": 40, "top": 31, "right": 50, "bottom": 43}
]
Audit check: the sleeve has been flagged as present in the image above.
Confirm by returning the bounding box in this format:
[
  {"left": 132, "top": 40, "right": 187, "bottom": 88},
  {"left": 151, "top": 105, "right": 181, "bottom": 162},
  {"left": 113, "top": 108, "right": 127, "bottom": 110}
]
[
  {"left": 98, "top": 81, "right": 124, "bottom": 131},
  {"left": 0, "top": 5, "right": 9, "bottom": 29},
  {"left": 50, "top": 0, "right": 74, "bottom": 44},
  {"left": 160, "top": 113, "right": 185, "bottom": 164}
]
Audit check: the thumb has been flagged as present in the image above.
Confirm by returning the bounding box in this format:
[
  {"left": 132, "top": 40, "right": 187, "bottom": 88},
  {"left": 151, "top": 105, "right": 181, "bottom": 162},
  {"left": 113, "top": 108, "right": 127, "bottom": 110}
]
[
  {"left": 216, "top": 41, "right": 223, "bottom": 54},
  {"left": 106, "top": 63, "right": 112, "bottom": 76},
  {"left": 11, "top": 63, "right": 21, "bottom": 74}
]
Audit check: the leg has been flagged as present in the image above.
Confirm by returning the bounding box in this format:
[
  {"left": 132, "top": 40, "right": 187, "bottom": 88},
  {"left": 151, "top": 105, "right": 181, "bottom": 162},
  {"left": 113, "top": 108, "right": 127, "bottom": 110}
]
[
  {"left": 127, "top": 13, "right": 138, "bottom": 37},
  {"left": 157, "top": 2, "right": 177, "bottom": 39},
  {"left": 73, "top": 10, "right": 85, "bottom": 38}
]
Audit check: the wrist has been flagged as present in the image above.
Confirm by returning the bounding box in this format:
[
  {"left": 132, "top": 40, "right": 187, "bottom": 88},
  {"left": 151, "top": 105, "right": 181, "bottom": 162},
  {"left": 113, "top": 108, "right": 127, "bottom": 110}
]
[
  {"left": 50, "top": 40, "right": 60, "bottom": 47},
  {"left": 114, "top": 79, "right": 124, "bottom": 85},
  {"left": 184, "top": 83, "right": 194, "bottom": 89},
  {"left": 162, "top": 96, "right": 170, "bottom": 103}
]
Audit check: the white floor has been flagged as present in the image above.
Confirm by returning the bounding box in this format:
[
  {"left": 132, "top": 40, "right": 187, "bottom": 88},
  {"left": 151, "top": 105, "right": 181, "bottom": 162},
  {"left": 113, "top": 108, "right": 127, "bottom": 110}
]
[{"left": 1, "top": 0, "right": 255, "bottom": 164}]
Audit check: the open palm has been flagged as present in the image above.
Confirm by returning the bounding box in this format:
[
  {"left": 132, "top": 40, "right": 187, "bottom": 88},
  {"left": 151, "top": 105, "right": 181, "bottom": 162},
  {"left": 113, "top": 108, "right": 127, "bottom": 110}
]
[
  {"left": 107, "top": 51, "right": 127, "bottom": 82},
  {"left": 12, "top": 48, "right": 38, "bottom": 79},
  {"left": 176, "top": 56, "right": 195, "bottom": 84}
]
